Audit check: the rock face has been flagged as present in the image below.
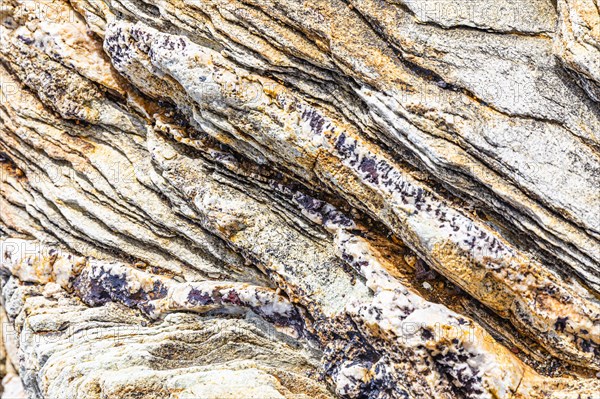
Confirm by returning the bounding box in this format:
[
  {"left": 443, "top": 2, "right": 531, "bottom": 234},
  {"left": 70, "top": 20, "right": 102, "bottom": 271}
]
[{"left": 0, "top": 0, "right": 598, "bottom": 398}]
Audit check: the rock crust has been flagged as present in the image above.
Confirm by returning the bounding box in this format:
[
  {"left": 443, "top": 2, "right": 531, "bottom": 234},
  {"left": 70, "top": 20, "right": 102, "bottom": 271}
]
[{"left": 0, "top": 0, "right": 599, "bottom": 398}]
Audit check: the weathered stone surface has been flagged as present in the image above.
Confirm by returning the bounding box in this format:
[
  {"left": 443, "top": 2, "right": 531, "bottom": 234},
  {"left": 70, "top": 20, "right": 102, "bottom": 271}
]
[
  {"left": 555, "top": 0, "right": 600, "bottom": 102},
  {"left": 0, "top": 0, "right": 599, "bottom": 398}
]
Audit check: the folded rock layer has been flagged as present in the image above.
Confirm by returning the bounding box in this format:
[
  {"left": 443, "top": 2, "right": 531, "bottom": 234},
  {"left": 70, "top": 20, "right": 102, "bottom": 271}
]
[{"left": 0, "top": 0, "right": 598, "bottom": 398}]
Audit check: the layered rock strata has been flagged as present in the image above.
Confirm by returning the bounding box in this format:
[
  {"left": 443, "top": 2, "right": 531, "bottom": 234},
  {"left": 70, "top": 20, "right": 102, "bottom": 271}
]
[{"left": 0, "top": 0, "right": 598, "bottom": 398}]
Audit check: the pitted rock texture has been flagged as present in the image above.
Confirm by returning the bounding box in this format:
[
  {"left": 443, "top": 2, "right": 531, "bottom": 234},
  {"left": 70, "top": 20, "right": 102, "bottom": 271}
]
[{"left": 0, "top": 0, "right": 599, "bottom": 398}]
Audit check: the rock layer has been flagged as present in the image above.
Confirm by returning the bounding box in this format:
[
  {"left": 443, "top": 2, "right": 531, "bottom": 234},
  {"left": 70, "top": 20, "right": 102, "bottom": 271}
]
[{"left": 0, "top": 0, "right": 599, "bottom": 398}]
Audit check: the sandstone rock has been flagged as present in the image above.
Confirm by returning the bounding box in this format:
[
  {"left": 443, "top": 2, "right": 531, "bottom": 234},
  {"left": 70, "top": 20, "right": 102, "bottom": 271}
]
[
  {"left": 0, "top": 0, "right": 599, "bottom": 398},
  {"left": 555, "top": 0, "right": 600, "bottom": 101}
]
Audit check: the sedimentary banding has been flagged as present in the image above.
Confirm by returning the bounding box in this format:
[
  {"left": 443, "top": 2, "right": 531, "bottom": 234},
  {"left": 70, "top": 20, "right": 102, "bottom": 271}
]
[
  {"left": 102, "top": 20, "right": 600, "bottom": 370},
  {"left": 1, "top": 0, "right": 599, "bottom": 397}
]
